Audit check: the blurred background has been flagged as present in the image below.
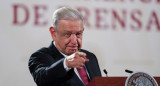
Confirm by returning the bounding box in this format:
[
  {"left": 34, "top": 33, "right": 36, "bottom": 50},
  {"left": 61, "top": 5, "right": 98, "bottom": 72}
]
[{"left": 0, "top": 0, "right": 160, "bottom": 86}]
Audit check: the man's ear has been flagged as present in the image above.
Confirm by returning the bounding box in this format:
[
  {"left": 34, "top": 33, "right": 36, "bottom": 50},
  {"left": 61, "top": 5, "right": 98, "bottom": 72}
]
[{"left": 49, "top": 26, "right": 56, "bottom": 40}]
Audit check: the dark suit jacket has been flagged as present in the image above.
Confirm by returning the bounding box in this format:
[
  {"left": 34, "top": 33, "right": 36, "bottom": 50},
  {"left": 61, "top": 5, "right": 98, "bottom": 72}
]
[{"left": 28, "top": 41, "right": 101, "bottom": 86}]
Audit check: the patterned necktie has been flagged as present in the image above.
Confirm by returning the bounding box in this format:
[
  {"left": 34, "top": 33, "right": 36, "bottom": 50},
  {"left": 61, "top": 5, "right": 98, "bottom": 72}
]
[{"left": 77, "top": 66, "right": 89, "bottom": 86}]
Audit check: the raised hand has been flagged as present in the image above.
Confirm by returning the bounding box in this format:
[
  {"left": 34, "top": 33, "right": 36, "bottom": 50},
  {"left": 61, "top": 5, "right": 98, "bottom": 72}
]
[{"left": 66, "top": 52, "right": 89, "bottom": 69}]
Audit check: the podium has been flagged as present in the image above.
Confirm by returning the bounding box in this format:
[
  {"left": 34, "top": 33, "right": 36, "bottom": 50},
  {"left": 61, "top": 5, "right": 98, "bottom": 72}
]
[{"left": 87, "top": 77, "right": 160, "bottom": 86}]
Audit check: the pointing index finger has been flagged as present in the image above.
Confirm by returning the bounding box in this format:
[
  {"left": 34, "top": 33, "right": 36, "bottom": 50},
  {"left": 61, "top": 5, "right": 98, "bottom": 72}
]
[{"left": 78, "top": 52, "right": 86, "bottom": 57}]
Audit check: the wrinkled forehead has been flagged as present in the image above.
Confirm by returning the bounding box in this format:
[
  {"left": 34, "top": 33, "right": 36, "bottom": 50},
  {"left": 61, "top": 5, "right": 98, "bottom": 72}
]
[{"left": 57, "top": 19, "right": 84, "bottom": 29}]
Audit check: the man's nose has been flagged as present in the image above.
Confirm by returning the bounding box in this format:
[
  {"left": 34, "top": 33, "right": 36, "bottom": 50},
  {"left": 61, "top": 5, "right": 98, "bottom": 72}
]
[{"left": 70, "top": 34, "right": 77, "bottom": 44}]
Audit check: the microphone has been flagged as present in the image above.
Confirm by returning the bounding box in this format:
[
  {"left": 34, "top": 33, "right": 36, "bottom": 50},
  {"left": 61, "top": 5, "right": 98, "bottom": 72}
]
[
  {"left": 125, "top": 69, "right": 133, "bottom": 74},
  {"left": 103, "top": 69, "right": 108, "bottom": 77}
]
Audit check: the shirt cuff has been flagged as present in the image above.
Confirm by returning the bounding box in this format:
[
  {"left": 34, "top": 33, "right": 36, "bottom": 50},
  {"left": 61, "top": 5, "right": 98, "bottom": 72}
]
[{"left": 63, "top": 58, "right": 71, "bottom": 71}]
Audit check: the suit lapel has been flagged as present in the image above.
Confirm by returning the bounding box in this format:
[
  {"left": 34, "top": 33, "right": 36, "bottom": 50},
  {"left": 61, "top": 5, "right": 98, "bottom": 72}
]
[
  {"left": 85, "top": 62, "right": 93, "bottom": 81},
  {"left": 48, "top": 41, "right": 64, "bottom": 60}
]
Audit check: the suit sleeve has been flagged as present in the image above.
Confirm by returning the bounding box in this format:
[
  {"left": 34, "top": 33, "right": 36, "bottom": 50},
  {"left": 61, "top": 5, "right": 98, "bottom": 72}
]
[{"left": 28, "top": 52, "right": 68, "bottom": 86}]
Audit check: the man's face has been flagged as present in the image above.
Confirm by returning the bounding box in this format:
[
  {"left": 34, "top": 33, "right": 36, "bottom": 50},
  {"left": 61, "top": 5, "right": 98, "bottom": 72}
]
[{"left": 51, "top": 19, "right": 84, "bottom": 55}]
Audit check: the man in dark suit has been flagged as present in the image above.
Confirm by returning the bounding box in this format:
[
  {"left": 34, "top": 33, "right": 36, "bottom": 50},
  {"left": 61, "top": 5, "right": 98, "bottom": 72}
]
[{"left": 28, "top": 7, "right": 101, "bottom": 86}]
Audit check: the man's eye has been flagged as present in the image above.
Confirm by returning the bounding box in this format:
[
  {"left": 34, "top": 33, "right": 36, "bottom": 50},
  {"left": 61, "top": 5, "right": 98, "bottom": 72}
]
[
  {"left": 76, "top": 32, "right": 82, "bottom": 37},
  {"left": 64, "top": 33, "right": 71, "bottom": 37}
]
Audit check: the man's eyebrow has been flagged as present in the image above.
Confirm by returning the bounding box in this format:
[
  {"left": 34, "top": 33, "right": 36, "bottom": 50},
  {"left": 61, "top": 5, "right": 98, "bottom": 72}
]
[
  {"left": 63, "top": 30, "right": 72, "bottom": 33},
  {"left": 78, "top": 31, "right": 83, "bottom": 33},
  {"left": 79, "top": 29, "right": 84, "bottom": 32}
]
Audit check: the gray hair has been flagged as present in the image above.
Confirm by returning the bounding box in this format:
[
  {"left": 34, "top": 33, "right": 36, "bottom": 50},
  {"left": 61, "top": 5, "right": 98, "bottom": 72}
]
[{"left": 52, "top": 7, "right": 85, "bottom": 29}]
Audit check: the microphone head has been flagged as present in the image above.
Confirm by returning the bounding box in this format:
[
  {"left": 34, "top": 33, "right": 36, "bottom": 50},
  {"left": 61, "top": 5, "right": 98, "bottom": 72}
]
[
  {"left": 103, "top": 69, "right": 108, "bottom": 75},
  {"left": 125, "top": 69, "right": 133, "bottom": 74}
]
